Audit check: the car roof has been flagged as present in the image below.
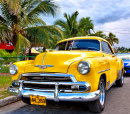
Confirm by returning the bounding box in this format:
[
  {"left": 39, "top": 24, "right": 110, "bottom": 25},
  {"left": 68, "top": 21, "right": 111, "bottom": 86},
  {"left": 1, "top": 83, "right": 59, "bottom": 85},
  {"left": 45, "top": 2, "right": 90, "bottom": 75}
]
[{"left": 57, "top": 36, "right": 108, "bottom": 44}]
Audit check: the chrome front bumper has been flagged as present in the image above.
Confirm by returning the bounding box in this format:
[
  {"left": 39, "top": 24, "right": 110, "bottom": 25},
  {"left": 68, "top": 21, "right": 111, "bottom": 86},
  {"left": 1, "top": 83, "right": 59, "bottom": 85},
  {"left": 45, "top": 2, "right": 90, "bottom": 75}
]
[
  {"left": 8, "top": 86, "right": 100, "bottom": 102},
  {"left": 8, "top": 73, "right": 100, "bottom": 102}
]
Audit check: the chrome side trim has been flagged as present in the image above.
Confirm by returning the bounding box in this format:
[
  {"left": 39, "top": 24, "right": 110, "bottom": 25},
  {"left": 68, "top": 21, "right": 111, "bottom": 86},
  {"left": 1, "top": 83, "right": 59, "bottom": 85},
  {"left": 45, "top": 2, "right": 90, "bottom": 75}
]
[
  {"left": 106, "top": 79, "right": 116, "bottom": 90},
  {"left": 98, "top": 68, "right": 110, "bottom": 74}
]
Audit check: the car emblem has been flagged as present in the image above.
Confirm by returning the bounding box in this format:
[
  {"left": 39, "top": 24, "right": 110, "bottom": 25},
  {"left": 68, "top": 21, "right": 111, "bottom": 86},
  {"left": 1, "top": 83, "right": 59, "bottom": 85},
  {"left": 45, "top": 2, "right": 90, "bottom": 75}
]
[{"left": 35, "top": 65, "right": 54, "bottom": 71}]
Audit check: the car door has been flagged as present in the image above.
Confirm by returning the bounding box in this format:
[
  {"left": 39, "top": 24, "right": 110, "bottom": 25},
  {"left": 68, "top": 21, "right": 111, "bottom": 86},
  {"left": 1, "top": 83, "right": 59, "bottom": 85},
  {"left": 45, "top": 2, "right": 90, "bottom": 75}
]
[{"left": 101, "top": 41, "right": 118, "bottom": 84}]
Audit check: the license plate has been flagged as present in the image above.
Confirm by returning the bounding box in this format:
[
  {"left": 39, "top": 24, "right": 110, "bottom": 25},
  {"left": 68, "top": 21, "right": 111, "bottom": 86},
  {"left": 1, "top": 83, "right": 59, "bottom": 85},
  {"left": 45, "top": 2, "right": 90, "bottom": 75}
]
[{"left": 30, "top": 95, "right": 46, "bottom": 106}]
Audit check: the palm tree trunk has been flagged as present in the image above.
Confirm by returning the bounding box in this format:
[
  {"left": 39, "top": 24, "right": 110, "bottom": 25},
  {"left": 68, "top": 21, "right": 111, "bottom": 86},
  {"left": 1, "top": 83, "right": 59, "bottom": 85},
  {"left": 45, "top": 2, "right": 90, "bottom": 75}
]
[
  {"left": 29, "top": 47, "right": 32, "bottom": 60},
  {"left": 87, "top": 29, "right": 91, "bottom": 35}
]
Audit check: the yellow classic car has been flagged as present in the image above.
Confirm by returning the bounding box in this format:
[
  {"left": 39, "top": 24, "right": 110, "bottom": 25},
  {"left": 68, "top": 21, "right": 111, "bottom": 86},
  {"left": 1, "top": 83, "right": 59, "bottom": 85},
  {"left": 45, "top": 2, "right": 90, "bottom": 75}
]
[{"left": 8, "top": 36, "right": 124, "bottom": 113}]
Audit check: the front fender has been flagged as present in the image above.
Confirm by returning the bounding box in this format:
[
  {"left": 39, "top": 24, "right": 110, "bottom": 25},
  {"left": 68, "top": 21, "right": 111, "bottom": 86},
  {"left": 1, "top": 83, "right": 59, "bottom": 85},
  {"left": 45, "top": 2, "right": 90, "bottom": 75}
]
[
  {"left": 11, "top": 60, "right": 34, "bottom": 81},
  {"left": 67, "top": 57, "right": 110, "bottom": 92},
  {"left": 117, "top": 58, "right": 124, "bottom": 71}
]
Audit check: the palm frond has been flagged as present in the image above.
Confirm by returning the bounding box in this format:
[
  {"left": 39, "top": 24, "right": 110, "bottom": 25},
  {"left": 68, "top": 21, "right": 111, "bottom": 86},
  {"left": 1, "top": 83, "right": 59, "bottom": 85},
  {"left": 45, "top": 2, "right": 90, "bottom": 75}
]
[
  {"left": 25, "top": 25, "right": 64, "bottom": 48},
  {"left": 54, "top": 20, "right": 67, "bottom": 30},
  {"left": 71, "top": 11, "right": 78, "bottom": 21},
  {"left": 23, "top": 0, "right": 41, "bottom": 12},
  {"left": 0, "top": 24, "right": 11, "bottom": 31},
  {"left": 15, "top": 33, "right": 30, "bottom": 55},
  {"left": 0, "top": 0, "right": 12, "bottom": 26},
  {"left": 27, "top": 0, "right": 59, "bottom": 18},
  {"left": 27, "top": 17, "right": 46, "bottom": 26},
  {"left": 25, "top": 26, "right": 50, "bottom": 47},
  {"left": 0, "top": 15, "right": 7, "bottom": 24}
]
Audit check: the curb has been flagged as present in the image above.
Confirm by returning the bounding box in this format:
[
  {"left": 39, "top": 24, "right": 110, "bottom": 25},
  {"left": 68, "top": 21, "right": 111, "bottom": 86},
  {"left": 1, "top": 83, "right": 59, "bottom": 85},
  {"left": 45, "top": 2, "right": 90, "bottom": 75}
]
[
  {"left": 0, "top": 96, "right": 20, "bottom": 107},
  {"left": 0, "top": 73, "right": 11, "bottom": 76}
]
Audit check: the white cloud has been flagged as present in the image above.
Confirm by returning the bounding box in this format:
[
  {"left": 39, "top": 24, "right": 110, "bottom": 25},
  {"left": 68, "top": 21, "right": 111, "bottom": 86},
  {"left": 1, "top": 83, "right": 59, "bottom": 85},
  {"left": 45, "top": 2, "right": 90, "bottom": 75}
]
[
  {"left": 43, "top": 0, "right": 130, "bottom": 48},
  {"left": 95, "top": 18, "right": 130, "bottom": 48}
]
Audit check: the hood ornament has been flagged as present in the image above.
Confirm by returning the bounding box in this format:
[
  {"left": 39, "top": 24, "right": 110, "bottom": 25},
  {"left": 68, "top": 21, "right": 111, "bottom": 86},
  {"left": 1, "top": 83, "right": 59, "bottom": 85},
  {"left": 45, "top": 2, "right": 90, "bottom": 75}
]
[{"left": 35, "top": 52, "right": 54, "bottom": 71}]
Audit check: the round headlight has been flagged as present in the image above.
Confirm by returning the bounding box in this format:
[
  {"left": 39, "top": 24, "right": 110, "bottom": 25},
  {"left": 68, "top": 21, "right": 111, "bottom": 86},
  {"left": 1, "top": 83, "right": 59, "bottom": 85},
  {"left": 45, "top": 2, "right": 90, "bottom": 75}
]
[
  {"left": 9, "top": 65, "right": 18, "bottom": 75},
  {"left": 78, "top": 61, "right": 91, "bottom": 75}
]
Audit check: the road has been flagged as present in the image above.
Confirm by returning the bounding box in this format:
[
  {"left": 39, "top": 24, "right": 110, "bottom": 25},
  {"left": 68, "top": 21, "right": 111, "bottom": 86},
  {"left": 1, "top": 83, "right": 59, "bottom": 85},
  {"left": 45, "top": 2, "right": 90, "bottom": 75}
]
[{"left": 0, "top": 76, "right": 130, "bottom": 114}]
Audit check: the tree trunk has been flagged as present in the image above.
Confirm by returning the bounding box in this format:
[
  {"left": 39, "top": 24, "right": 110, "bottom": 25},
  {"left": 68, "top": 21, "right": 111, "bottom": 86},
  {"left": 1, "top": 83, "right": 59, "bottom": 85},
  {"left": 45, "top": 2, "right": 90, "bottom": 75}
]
[
  {"left": 29, "top": 47, "right": 32, "bottom": 60},
  {"left": 12, "top": 31, "right": 17, "bottom": 47}
]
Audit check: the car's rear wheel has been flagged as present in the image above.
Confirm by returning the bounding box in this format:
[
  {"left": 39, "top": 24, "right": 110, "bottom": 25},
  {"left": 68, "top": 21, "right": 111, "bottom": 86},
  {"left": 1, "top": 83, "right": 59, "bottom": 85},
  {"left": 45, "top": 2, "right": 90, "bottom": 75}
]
[
  {"left": 88, "top": 77, "right": 105, "bottom": 113},
  {"left": 116, "top": 70, "right": 124, "bottom": 87},
  {"left": 21, "top": 97, "right": 30, "bottom": 105}
]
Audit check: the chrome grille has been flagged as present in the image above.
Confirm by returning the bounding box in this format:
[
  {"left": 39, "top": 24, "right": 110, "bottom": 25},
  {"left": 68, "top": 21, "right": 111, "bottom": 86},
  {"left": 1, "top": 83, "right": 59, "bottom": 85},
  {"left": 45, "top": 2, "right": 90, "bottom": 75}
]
[{"left": 19, "top": 73, "right": 88, "bottom": 93}]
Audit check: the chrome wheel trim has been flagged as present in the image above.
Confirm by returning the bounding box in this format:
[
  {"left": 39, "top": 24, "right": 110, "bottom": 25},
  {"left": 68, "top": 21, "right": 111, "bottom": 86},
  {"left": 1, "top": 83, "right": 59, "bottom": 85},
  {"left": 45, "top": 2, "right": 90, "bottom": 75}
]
[{"left": 99, "top": 82, "right": 105, "bottom": 106}]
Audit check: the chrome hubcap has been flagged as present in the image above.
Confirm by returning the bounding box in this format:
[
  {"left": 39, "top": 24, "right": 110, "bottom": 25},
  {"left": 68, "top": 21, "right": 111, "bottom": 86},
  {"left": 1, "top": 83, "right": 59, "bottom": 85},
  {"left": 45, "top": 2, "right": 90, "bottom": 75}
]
[{"left": 99, "top": 82, "right": 105, "bottom": 105}]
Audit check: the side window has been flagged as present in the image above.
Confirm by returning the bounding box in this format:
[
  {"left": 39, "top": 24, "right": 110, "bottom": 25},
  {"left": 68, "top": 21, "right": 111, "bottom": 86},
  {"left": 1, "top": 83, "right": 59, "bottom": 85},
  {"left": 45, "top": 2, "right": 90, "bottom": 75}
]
[
  {"left": 66, "top": 41, "right": 73, "bottom": 50},
  {"left": 55, "top": 41, "right": 67, "bottom": 50},
  {"left": 101, "top": 41, "right": 113, "bottom": 54}
]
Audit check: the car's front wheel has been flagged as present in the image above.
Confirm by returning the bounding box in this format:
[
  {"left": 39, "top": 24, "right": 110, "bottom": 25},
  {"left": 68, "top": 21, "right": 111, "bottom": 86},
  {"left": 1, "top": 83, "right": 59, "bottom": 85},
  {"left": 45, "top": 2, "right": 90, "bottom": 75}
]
[{"left": 88, "top": 77, "right": 105, "bottom": 113}]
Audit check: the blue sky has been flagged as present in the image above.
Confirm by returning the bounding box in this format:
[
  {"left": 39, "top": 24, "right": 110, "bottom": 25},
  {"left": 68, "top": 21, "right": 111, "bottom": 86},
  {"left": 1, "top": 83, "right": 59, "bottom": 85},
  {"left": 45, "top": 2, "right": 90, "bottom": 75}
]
[{"left": 43, "top": 0, "right": 130, "bottom": 48}]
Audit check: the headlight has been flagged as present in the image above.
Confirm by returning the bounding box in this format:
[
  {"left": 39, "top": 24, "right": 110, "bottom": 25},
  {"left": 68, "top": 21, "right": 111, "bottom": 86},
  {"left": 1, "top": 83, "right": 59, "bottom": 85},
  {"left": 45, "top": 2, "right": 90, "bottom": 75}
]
[
  {"left": 9, "top": 64, "right": 18, "bottom": 75},
  {"left": 78, "top": 61, "right": 91, "bottom": 75}
]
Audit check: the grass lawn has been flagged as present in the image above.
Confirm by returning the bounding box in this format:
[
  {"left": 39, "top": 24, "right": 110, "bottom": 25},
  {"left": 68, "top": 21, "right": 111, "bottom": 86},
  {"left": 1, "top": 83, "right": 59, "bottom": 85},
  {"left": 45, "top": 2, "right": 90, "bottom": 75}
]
[{"left": 0, "top": 76, "right": 11, "bottom": 99}]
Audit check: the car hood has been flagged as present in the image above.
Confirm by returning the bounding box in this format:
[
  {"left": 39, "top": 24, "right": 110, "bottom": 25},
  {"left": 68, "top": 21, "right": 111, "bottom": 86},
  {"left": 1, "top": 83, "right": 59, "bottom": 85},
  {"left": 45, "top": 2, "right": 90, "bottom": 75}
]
[
  {"left": 123, "top": 59, "right": 130, "bottom": 67},
  {"left": 25, "top": 50, "right": 103, "bottom": 73}
]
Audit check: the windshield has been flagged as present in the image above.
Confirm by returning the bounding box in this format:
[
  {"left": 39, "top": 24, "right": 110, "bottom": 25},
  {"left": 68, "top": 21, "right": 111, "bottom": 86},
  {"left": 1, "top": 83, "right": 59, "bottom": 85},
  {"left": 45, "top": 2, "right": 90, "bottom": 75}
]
[
  {"left": 115, "top": 54, "right": 130, "bottom": 60},
  {"left": 55, "top": 39, "right": 100, "bottom": 51}
]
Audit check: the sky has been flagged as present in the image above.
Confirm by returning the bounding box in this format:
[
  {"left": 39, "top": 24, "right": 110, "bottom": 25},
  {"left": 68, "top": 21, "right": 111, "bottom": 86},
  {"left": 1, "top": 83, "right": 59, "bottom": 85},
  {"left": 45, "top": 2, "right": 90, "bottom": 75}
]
[{"left": 42, "top": 0, "right": 130, "bottom": 48}]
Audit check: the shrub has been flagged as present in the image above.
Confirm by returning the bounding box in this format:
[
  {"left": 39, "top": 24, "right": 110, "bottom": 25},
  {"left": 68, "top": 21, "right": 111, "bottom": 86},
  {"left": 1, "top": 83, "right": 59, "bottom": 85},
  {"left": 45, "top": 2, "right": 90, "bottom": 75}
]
[
  {"left": 0, "top": 66, "right": 9, "bottom": 73},
  {"left": 0, "top": 50, "right": 17, "bottom": 64}
]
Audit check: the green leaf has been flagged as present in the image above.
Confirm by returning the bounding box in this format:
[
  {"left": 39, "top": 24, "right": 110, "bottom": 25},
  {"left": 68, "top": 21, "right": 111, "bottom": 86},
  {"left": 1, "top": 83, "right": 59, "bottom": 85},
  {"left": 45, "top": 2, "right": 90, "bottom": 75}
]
[{"left": 15, "top": 33, "right": 30, "bottom": 55}]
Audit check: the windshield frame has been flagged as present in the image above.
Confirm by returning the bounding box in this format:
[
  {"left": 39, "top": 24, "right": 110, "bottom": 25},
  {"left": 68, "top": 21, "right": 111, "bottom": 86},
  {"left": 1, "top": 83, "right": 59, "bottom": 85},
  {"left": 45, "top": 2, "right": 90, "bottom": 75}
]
[{"left": 55, "top": 39, "right": 101, "bottom": 51}]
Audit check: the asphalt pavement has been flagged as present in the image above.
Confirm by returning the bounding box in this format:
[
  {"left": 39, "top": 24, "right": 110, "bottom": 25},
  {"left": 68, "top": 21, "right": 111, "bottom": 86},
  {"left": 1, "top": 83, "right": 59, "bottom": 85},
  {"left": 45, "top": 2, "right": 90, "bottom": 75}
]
[{"left": 0, "top": 76, "right": 130, "bottom": 114}]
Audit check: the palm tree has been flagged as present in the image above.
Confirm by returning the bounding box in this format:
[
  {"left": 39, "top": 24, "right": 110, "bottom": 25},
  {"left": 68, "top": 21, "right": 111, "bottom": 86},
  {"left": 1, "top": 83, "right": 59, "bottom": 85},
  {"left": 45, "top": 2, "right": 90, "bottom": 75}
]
[
  {"left": 89, "top": 31, "right": 119, "bottom": 46},
  {"left": 89, "top": 31, "right": 107, "bottom": 38},
  {"left": 55, "top": 11, "right": 94, "bottom": 38},
  {"left": 78, "top": 17, "right": 94, "bottom": 35},
  {"left": 106, "top": 32, "right": 119, "bottom": 46},
  {"left": 54, "top": 11, "right": 79, "bottom": 38},
  {"left": 0, "top": 0, "right": 63, "bottom": 54}
]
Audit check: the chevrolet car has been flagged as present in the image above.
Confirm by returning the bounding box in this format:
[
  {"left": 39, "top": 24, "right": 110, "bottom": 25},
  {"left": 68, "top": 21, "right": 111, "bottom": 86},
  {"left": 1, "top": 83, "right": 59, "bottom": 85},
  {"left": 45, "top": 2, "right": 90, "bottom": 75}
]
[{"left": 8, "top": 36, "right": 124, "bottom": 113}]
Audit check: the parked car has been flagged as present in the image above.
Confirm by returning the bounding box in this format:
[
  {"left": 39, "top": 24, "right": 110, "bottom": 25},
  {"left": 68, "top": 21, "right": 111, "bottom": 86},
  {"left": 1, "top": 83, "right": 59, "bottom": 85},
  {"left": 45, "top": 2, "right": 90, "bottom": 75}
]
[
  {"left": 116, "top": 53, "right": 130, "bottom": 74},
  {"left": 0, "top": 42, "right": 14, "bottom": 53},
  {"left": 8, "top": 36, "right": 124, "bottom": 113}
]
